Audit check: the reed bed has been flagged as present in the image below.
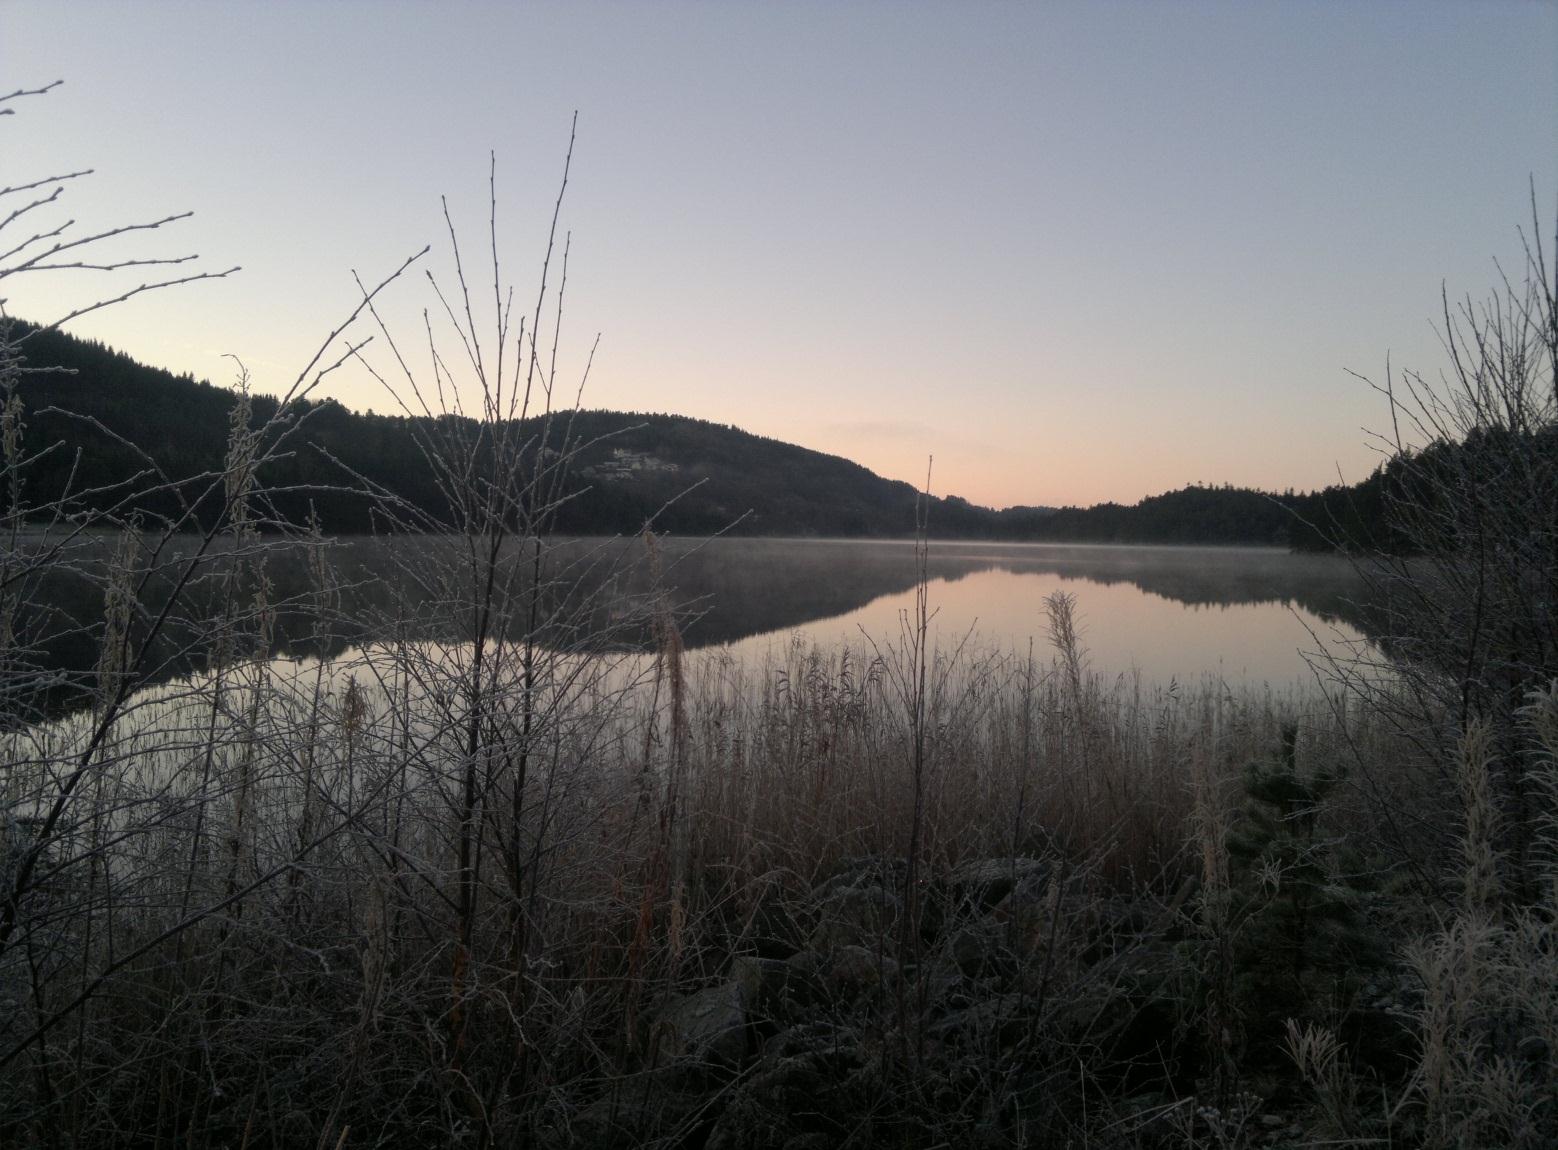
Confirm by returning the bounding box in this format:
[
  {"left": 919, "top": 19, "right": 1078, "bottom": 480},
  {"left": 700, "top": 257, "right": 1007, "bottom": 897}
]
[{"left": 1, "top": 616, "right": 1441, "bottom": 1147}]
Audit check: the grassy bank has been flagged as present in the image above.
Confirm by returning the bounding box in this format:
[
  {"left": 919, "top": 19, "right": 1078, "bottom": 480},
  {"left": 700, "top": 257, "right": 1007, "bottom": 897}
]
[{"left": 8, "top": 596, "right": 1551, "bottom": 1147}]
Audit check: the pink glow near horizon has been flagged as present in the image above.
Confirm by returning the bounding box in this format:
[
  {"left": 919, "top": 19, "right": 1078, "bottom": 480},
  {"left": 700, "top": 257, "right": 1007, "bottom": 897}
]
[{"left": 3, "top": 2, "right": 1554, "bottom": 509}]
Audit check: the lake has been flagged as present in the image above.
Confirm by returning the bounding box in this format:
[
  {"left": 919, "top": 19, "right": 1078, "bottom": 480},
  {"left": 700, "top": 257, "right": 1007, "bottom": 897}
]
[
  {"left": 14, "top": 535, "right": 1374, "bottom": 721},
  {"left": 652, "top": 539, "right": 1370, "bottom": 689}
]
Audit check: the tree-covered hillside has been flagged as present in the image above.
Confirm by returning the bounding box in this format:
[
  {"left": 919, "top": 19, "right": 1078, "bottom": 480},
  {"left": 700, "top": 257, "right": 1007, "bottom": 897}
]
[
  {"left": 5, "top": 321, "right": 1001, "bottom": 537},
  {"left": 4, "top": 319, "right": 1412, "bottom": 546}
]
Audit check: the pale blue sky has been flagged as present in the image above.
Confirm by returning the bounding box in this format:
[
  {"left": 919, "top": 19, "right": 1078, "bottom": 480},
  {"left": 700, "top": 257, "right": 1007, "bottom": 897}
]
[{"left": 4, "top": 1, "right": 1555, "bottom": 507}]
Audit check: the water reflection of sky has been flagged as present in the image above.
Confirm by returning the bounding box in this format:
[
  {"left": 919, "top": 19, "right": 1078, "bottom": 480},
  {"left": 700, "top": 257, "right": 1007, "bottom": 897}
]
[
  {"left": 711, "top": 564, "right": 1369, "bottom": 689},
  {"left": 22, "top": 536, "right": 1377, "bottom": 721}
]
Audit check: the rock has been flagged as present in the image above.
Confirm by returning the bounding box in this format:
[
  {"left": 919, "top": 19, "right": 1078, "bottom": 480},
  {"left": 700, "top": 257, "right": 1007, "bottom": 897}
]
[
  {"left": 825, "top": 944, "right": 897, "bottom": 996},
  {"left": 948, "top": 856, "right": 1051, "bottom": 910},
  {"left": 763, "top": 1020, "right": 863, "bottom": 1062},
  {"left": 735, "top": 871, "right": 807, "bottom": 958},
  {"left": 781, "top": 1135, "right": 834, "bottom": 1150},
  {"left": 736, "top": 953, "right": 825, "bottom": 1026},
  {"left": 650, "top": 980, "right": 748, "bottom": 1067},
  {"left": 733, "top": 954, "right": 793, "bottom": 1006},
  {"left": 914, "top": 956, "right": 968, "bottom": 1014},
  {"left": 949, "top": 924, "right": 994, "bottom": 977},
  {"left": 813, "top": 855, "right": 904, "bottom": 898},
  {"left": 990, "top": 871, "right": 1059, "bottom": 947},
  {"left": 783, "top": 948, "right": 823, "bottom": 976},
  {"left": 809, "top": 883, "right": 899, "bottom": 952}
]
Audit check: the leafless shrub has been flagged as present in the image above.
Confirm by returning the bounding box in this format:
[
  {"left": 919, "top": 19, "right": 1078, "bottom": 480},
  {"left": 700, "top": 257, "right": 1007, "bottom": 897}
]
[
  {"left": 1320, "top": 189, "right": 1558, "bottom": 901},
  {"left": 0, "top": 80, "right": 421, "bottom": 1143}
]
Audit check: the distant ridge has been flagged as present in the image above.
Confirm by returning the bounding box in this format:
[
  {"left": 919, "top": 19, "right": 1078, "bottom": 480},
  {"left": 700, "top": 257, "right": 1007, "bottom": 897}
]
[{"left": 3, "top": 320, "right": 1381, "bottom": 547}]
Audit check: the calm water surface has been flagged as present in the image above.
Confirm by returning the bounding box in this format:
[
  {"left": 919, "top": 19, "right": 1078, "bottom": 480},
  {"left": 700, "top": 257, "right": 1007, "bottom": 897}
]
[
  {"left": 20, "top": 535, "right": 1375, "bottom": 720},
  {"left": 657, "top": 539, "right": 1370, "bottom": 688}
]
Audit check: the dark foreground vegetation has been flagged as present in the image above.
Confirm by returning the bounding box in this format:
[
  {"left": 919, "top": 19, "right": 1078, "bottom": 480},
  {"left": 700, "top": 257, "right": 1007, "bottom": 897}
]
[{"left": 3, "top": 84, "right": 1556, "bottom": 1148}]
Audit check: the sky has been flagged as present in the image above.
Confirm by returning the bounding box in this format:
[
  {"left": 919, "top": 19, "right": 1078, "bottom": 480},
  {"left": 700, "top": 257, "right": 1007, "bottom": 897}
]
[{"left": 3, "top": 1, "right": 1556, "bottom": 509}]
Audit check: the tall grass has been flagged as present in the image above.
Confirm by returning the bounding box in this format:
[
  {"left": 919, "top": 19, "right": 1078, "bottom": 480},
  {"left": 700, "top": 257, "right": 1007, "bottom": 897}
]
[{"left": 2, "top": 610, "right": 1411, "bottom": 1144}]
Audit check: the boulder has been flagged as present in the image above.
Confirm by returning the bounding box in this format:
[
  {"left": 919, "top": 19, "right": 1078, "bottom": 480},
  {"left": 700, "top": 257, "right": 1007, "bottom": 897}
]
[
  {"left": 650, "top": 980, "right": 748, "bottom": 1068},
  {"left": 809, "top": 882, "right": 899, "bottom": 952},
  {"left": 825, "top": 944, "right": 897, "bottom": 996},
  {"left": 948, "top": 856, "right": 1051, "bottom": 910},
  {"left": 732, "top": 954, "right": 796, "bottom": 1008}
]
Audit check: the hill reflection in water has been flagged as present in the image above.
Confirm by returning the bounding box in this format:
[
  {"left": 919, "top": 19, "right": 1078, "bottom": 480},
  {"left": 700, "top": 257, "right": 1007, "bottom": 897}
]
[
  {"left": 655, "top": 539, "right": 1369, "bottom": 686},
  {"left": 28, "top": 536, "right": 1372, "bottom": 716}
]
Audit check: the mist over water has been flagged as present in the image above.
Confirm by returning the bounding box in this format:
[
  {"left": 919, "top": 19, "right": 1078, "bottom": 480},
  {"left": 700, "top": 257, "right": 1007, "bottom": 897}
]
[
  {"left": 664, "top": 539, "right": 1370, "bottom": 688},
  {"left": 27, "top": 535, "right": 1372, "bottom": 719}
]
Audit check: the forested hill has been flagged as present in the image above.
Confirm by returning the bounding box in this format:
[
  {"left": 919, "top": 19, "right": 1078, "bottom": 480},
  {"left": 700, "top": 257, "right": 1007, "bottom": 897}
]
[
  {"left": 4, "top": 322, "right": 1002, "bottom": 537},
  {"left": 5, "top": 320, "right": 1384, "bottom": 546}
]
